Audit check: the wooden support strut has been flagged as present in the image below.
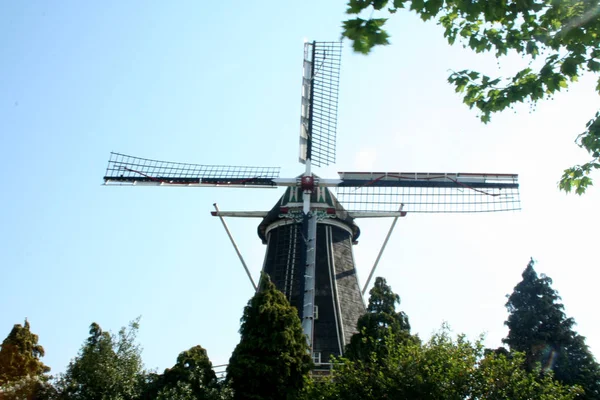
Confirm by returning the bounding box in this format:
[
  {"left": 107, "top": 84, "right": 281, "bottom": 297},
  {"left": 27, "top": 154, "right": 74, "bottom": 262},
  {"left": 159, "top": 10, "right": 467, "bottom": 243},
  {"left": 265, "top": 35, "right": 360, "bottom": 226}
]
[
  {"left": 362, "top": 205, "right": 405, "bottom": 296},
  {"left": 212, "top": 203, "right": 257, "bottom": 291}
]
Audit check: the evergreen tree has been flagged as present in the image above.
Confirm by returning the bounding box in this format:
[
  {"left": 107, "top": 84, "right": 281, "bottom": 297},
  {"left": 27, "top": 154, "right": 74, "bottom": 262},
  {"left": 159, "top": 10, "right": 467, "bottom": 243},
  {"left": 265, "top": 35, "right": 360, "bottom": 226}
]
[
  {"left": 345, "top": 277, "right": 414, "bottom": 363},
  {"left": 56, "top": 319, "right": 145, "bottom": 400},
  {"left": 504, "top": 258, "right": 600, "bottom": 399},
  {"left": 0, "top": 319, "right": 51, "bottom": 399},
  {"left": 0, "top": 319, "right": 50, "bottom": 385},
  {"left": 142, "top": 345, "right": 223, "bottom": 400},
  {"left": 227, "top": 274, "right": 312, "bottom": 400}
]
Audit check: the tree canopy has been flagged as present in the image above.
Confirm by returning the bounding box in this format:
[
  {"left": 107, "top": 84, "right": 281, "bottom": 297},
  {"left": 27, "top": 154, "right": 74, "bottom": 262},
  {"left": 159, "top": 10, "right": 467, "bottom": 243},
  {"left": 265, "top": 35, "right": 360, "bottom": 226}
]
[
  {"left": 305, "top": 327, "right": 582, "bottom": 399},
  {"left": 0, "top": 319, "right": 51, "bottom": 399},
  {"left": 142, "top": 345, "right": 223, "bottom": 400},
  {"left": 227, "top": 274, "right": 312, "bottom": 400},
  {"left": 3, "top": 266, "right": 599, "bottom": 400},
  {"left": 342, "top": 0, "right": 600, "bottom": 194},
  {"left": 55, "top": 319, "right": 145, "bottom": 400},
  {"left": 504, "top": 258, "right": 600, "bottom": 399},
  {"left": 345, "top": 276, "right": 414, "bottom": 363},
  {"left": 0, "top": 319, "right": 50, "bottom": 386}
]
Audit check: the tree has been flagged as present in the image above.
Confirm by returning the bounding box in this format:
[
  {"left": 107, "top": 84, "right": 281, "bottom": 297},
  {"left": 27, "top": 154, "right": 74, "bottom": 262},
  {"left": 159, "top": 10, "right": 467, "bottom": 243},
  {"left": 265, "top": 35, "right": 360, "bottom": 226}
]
[
  {"left": 504, "top": 258, "right": 600, "bottom": 399},
  {"left": 0, "top": 319, "right": 51, "bottom": 399},
  {"left": 342, "top": 0, "right": 600, "bottom": 194},
  {"left": 345, "top": 277, "right": 414, "bottom": 363},
  {"left": 56, "top": 319, "right": 145, "bottom": 400},
  {"left": 304, "top": 327, "right": 582, "bottom": 400},
  {"left": 141, "top": 345, "right": 225, "bottom": 400},
  {"left": 226, "top": 274, "right": 312, "bottom": 400},
  {"left": 0, "top": 319, "right": 50, "bottom": 385}
]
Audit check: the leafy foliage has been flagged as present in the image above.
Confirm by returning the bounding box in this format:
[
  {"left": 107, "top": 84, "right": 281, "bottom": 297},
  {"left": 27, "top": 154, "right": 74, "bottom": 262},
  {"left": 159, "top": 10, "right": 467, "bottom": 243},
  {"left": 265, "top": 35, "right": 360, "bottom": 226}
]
[
  {"left": 305, "top": 327, "right": 581, "bottom": 399},
  {"left": 342, "top": 0, "right": 600, "bottom": 193},
  {"left": 142, "top": 345, "right": 225, "bottom": 400},
  {"left": 153, "top": 379, "right": 231, "bottom": 400},
  {"left": 55, "top": 319, "right": 145, "bottom": 400},
  {"left": 0, "top": 319, "right": 51, "bottom": 399},
  {"left": 0, "top": 374, "right": 57, "bottom": 400},
  {"left": 227, "top": 274, "right": 312, "bottom": 400},
  {"left": 345, "top": 277, "right": 415, "bottom": 363},
  {"left": 0, "top": 319, "right": 50, "bottom": 386},
  {"left": 504, "top": 258, "right": 600, "bottom": 399}
]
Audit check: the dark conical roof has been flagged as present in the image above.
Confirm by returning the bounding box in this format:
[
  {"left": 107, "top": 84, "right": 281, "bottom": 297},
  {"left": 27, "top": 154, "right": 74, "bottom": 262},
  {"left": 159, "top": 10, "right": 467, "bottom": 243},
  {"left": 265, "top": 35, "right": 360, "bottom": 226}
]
[{"left": 257, "top": 186, "right": 360, "bottom": 243}]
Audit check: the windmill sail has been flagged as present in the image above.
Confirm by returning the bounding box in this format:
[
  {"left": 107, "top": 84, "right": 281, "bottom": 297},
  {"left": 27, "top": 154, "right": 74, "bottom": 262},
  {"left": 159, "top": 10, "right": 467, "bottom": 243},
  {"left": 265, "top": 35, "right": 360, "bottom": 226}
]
[
  {"left": 104, "top": 152, "right": 280, "bottom": 187},
  {"left": 299, "top": 41, "right": 342, "bottom": 167},
  {"left": 336, "top": 172, "right": 520, "bottom": 213}
]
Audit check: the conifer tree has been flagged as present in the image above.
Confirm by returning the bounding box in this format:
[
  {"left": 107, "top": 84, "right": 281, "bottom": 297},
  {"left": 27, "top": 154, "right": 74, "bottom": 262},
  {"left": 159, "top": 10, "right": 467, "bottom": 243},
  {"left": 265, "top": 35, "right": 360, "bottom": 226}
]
[
  {"left": 504, "top": 259, "right": 600, "bottom": 399},
  {"left": 142, "top": 345, "right": 222, "bottom": 400},
  {"left": 0, "top": 319, "right": 50, "bottom": 385},
  {"left": 227, "top": 274, "right": 312, "bottom": 400},
  {"left": 0, "top": 319, "right": 51, "bottom": 399},
  {"left": 345, "top": 277, "right": 414, "bottom": 363}
]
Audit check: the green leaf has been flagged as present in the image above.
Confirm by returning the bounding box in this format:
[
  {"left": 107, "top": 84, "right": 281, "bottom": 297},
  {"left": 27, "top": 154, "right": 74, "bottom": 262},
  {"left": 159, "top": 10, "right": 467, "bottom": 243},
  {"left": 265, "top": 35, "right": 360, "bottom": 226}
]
[
  {"left": 588, "top": 59, "right": 600, "bottom": 72},
  {"left": 392, "top": 0, "right": 407, "bottom": 8},
  {"left": 560, "top": 57, "right": 579, "bottom": 77},
  {"left": 558, "top": 77, "right": 568, "bottom": 88},
  {"left": 526, "top": 41, "right": 539, "bottom": 57},
  {"left": 410, "top": 0, "right": 425, "bottom": 12},
  {"left": 342, "top": 18, "right": 390, "bottom": 54},
  {"left": 372, "top": 0, "right": 389, "bottom": 10},
  {"left": 346, "top": 0, "right": 373, "bottom": 14}
]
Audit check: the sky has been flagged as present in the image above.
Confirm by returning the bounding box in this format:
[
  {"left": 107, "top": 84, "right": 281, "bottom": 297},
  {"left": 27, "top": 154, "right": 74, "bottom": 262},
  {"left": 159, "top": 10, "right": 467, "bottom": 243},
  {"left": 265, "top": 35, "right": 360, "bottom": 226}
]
[{"left": 1, "top": 2, "right": 599, "bottom": 376}]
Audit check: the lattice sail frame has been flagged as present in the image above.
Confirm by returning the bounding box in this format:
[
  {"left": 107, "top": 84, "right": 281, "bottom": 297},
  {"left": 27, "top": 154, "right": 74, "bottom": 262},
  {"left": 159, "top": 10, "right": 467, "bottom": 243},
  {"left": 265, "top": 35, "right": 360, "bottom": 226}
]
[
  {"left": 299, "top": 41, "right": 342, "bottom": 167},
  {"left": 336, "top": 172, "right": 520, "bottom": 213},
  {"left": 104, "top": 152, "right": 280, "bottom": 187},
  {"left": 103, "top": 42, "right": 521, "bottom": 213}
]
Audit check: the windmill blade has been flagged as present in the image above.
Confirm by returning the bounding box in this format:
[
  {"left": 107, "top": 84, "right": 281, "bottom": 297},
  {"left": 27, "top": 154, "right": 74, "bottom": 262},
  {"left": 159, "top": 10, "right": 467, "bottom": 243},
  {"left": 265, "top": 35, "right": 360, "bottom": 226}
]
[
  {"left": 336, "top": 172, "right": 520, "bottom": 213},
  {"left": 299, "top": 41, "right": 342, "bottom": 167},
  {"left": 103, "top": 152, "right": 281, "bottom": 188}
]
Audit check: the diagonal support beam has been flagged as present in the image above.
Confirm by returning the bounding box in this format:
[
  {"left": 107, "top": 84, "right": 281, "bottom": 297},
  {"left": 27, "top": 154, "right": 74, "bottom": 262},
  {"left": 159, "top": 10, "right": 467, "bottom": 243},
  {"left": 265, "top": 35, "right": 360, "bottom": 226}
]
[
  {"left": 213, "top": 203, "right": 257, "bottom": 291},
  {"left": 211, "top": 211, "right": 268, "bottom": 218},
  {"left": 361, "top": 206, "right": 405, "bottom": 296}
]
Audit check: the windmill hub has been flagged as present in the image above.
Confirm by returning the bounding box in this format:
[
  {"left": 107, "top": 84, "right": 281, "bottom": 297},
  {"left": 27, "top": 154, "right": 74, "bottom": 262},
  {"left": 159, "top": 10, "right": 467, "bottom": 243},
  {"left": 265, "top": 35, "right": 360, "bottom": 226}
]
[{"left": 300, "top": 175, "right": 316, "bottom": 192}]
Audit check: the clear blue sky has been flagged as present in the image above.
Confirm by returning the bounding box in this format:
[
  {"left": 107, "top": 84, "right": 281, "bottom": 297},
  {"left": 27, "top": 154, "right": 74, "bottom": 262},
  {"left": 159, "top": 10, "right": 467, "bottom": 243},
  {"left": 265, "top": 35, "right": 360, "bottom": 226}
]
[{"left": 1, "top": 1, "right": 599, "bottom": 375}]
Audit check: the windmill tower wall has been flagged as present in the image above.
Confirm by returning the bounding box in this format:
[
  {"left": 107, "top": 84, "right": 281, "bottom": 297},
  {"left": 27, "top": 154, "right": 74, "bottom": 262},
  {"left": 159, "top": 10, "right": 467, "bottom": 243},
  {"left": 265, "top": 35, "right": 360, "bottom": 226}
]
[{"left": 258, "top": 187, "right": 365, "bottom": 363}]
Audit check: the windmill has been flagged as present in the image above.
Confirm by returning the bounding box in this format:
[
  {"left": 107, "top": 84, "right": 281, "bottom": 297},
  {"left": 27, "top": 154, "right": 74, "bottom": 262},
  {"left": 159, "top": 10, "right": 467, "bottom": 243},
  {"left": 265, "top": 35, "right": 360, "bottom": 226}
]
[{"left": 104, "top": 41, "right": 520, "bottom": 367}]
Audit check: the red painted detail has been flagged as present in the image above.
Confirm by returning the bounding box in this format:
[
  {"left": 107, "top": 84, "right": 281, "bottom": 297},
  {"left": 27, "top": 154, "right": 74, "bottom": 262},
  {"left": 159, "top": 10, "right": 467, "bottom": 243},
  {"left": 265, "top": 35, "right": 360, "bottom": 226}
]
[
  {"left": 345, "top": 172, "right": 502, "bottom": 197},
  {"left": 210, "top": 211, "right": 217, "bottom": 216},
  {"left": 280, "top": 207, "right": 289, "bottom": 214},
  {"left": 301, "top": 175, "right": 315, "bottom": 191},
  {"left": 339, "top": 171, "right": 517, "bottom": 177},
  {"left": 326, "top": 208, "right": 336, "bottom": 215},
  {"left": 400, "top": 211, "right": 408, "bottom": 217}
]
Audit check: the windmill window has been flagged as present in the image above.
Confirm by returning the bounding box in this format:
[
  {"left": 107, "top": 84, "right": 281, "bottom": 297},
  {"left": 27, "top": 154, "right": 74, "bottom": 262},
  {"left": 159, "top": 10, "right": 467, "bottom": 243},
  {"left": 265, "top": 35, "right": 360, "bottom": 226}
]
[
  {"left": 314, "top": 305, "right": 319, "bottom": 320},
  {"left": 312, "top": 352, "right": 321, "bottom": 365}
]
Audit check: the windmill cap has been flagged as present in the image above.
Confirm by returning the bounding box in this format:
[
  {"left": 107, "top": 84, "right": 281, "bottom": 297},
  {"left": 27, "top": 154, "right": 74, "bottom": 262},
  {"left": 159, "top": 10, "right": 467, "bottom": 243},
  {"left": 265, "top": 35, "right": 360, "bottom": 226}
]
[{"left": 257, "top": 185, "right": 360, "bottom": 243}]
